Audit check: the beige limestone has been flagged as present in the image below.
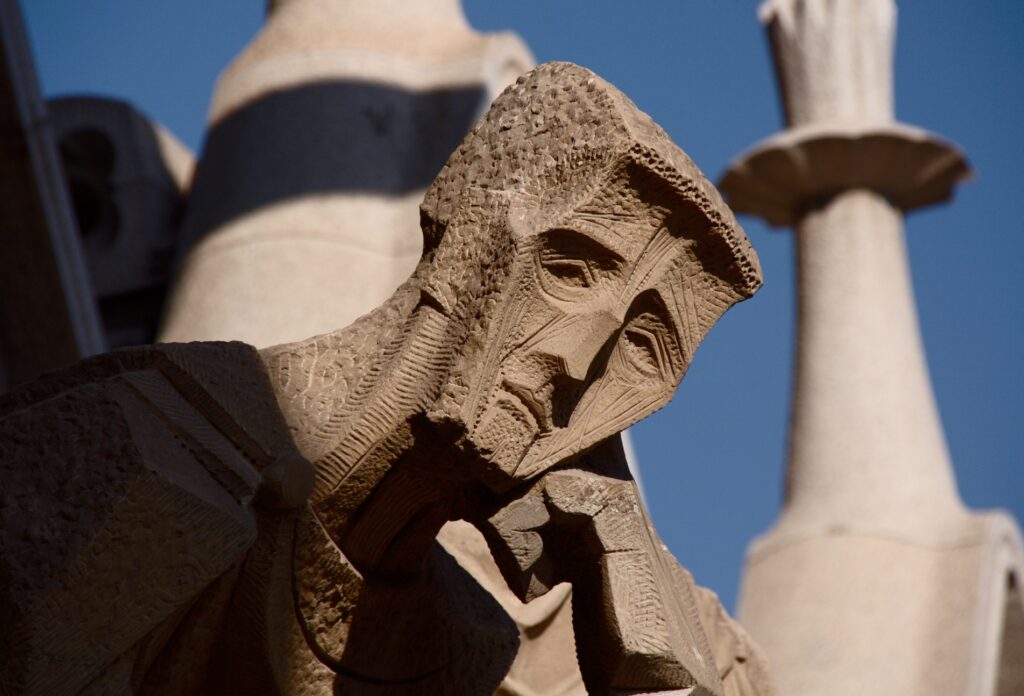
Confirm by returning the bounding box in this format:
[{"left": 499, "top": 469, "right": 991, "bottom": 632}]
[
  {"left": 153, "top": 4, "right": 674, "bottom": 693},
  {"left": 721, "top": 2, "right": 1024, "bottom": 694},
  {"left": 157, "top": 2, "right": 582, "bottom": 691},
  {"left": 0, "top": 63, "right": 768, "bottom": 695}
]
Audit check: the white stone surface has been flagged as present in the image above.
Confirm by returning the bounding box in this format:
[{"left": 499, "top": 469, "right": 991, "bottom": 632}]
[
  {"left": 783, "top": 189, "right": 963, "bottom": 536},
  {"left": 719, "top": 122, "right": 970, "bottom": 227},
  {"left": 759, "top": 0, "right": 895, "bottom": 126},
  {"left": 159, "top": 0, "right": 533, "bottom": 348},
  {"left": 725, "top": 2, "right": 1024, "bottom": 694}
]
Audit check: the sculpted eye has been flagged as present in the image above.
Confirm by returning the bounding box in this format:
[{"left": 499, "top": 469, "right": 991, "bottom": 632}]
[
  {"left": 537, "top": 228, "right": 623, "bottom": 298},
  {"left": 542, "top": 257, "right": 593, "bottom": 288},
  {"left": 616, "top": 292, "right": 683, "bottom": 381},
  {"left": 622, "top": 325, "right": 661, "bottom": 377}
]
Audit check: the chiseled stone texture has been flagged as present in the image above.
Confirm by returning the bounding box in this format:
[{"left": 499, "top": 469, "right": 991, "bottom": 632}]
[{"left": 1, "top": 63, "right": 772, "bottom": 695}]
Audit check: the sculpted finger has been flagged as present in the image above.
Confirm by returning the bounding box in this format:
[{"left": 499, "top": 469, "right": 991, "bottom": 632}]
[{"left": 475, "top": 479, "right": 557, "bottom": 603}]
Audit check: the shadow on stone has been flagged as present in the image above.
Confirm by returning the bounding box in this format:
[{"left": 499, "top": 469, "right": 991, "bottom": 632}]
[
  {"left": 334, "top": 540, "right": 519, "bottom": 695},
  {"left": 180, "top": 80, "right": 487, "bottom": 249}
]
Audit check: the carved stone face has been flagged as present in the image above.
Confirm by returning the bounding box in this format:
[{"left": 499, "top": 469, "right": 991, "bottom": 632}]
[{"left": 456, "top": 166, "right": 719, "bottom": 483}]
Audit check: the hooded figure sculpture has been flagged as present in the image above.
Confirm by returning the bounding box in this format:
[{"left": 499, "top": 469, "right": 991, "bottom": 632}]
[{"left": 0, "top": 63, "right": 771, "bottom": 695}]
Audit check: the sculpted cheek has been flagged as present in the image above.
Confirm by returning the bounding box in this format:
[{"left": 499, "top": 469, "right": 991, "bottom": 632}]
[{"left": 473, "top": 398, "right": 536, "bottom": 478}]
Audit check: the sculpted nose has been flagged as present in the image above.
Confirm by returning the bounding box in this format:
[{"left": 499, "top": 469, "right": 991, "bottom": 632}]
[{"left": 547, "top": 311, "right": 620, "bottom": 382}]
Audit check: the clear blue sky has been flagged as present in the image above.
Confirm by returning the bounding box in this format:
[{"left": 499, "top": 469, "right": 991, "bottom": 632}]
[{"left": 24, "top": 1, "right": 1023, "bottom": 611}]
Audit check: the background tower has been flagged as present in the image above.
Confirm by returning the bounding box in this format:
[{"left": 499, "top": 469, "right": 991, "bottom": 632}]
[
  {"left": 159, "top": 0, "right": 531, "bottom": 347},
  {"left": 721, "top": 1, "right": 1023, "bottom": 693}
]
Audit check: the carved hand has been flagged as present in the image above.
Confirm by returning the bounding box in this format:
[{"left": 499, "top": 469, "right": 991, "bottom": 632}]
[{"left": 476, "top": 437, "right": 720, "bottom": 695}]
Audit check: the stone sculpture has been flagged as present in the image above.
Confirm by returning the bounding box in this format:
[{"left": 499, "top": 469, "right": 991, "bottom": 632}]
[
  {"left": 151, "top": 2, "right": 599, "bottom": 691},
  {"left": 720, "top": 1, "right": 1024, "bottom": 694},
  {"left": 1, "top": 63, "right": 770, "bottom": 694}
]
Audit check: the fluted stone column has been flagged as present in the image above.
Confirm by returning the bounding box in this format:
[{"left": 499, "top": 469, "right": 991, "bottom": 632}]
[{"left": 721, "top": 1, "right": 1024, "bottom": 694}]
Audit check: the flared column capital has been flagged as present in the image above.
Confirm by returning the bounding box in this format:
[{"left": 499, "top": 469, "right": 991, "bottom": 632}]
[
  {"left": 723, "top": 0, "right": 969, "bottom": 227},
  {"left": 720, "top": 123, "right": 969, "bottom": 227}
]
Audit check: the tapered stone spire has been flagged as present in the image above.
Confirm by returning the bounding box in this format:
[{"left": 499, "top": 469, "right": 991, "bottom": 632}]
[
  {"left": 721, "top": 1, "right": 1024, "bottom": 694},
  {"left": 160, "top": 0, "right": 532, "bottom": 348}
]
